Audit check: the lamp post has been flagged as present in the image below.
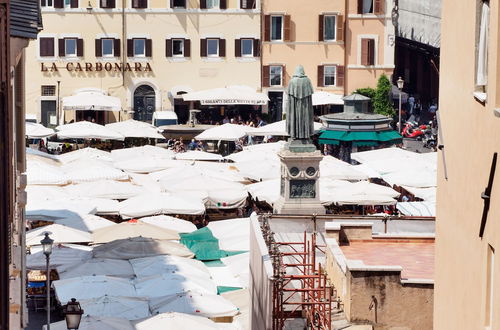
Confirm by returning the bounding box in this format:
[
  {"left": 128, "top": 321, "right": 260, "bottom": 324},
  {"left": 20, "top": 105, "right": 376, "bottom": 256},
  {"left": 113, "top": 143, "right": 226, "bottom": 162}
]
[
  {"left": 63, "top": 298, "right": 84, "bottom": 330},
  {"left": 397, "top": 77, "right": 404, "bottom": 133},
  {"left": 40, "top": 232, "right": 53, "bottom": 330}
]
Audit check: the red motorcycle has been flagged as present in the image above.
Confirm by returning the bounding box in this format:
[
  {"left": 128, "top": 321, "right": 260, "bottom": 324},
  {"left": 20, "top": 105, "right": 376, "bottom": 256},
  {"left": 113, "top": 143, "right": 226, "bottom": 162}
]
[{"left": 402, "top": 122, "right": 429, "bottom": 139}]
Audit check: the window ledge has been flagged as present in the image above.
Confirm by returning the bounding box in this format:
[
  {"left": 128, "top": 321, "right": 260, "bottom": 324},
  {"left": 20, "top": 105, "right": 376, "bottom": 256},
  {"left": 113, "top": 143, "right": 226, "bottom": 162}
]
[
  {"left": 202, "top": 57, "right": 224, "bottom": 62},
  {"left": 473, "top": 91, "right": 487, "bottom": 103},
  {"left": 168, "top": 57, "right": 189, "bottom": 62}
]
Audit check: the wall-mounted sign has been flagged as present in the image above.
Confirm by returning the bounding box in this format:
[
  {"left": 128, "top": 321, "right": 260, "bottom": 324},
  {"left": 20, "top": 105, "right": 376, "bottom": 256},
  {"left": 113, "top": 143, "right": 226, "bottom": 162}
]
[{"left": 41, "top": 62, "right": 152, "bottom": 72}]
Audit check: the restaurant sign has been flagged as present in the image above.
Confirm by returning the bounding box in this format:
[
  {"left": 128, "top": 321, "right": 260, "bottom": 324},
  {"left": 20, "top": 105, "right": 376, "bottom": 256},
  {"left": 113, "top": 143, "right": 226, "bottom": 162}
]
[{"left": 41, "top": 62, "right": 152, "bottom": 72}]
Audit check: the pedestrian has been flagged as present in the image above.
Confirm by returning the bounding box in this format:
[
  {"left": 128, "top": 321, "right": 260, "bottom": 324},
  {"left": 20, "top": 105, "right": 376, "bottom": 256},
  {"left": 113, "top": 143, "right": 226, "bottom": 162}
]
[
  {"left": 188, "top": 139, "right": 197, "bottom": 150},
  {"left": 408, "top": 95, "right": 415, "bottom": 115}
]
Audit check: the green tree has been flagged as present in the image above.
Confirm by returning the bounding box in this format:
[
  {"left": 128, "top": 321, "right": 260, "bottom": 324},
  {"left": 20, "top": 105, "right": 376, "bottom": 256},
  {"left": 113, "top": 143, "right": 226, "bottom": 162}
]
[
  {"left": 354, "top": 87, "right": 376, "bottom": 99},
  {"left": 373, "top": 74, "right": 395, "bottom": 117}
]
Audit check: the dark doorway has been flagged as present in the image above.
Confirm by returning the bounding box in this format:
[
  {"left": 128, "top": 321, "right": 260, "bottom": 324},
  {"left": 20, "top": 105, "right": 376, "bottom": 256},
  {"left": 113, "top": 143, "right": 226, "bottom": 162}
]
[
  {"left": 174, "top": 98, "right": 190, "bottom": 124},
  {"left": 268, "top": 91, "right": 283, "bottom": 123},
  {"left": 133, "top": 85, "right": 156, "bottom": 122},
  {"left": 76, "top": 110, "right": 106, "bottom": 125},
  {"left": 40, "top": 100, "right": 56, "bottom": 127}
]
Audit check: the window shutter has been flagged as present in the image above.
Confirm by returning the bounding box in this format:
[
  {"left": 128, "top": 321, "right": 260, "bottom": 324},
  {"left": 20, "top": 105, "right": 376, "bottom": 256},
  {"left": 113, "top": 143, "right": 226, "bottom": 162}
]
[
  {"left": 166, "top": 39, "right": 172, "bottom": 57},
  {"left": 219, "top": 39, "right": 226, "bottom": 57},
  {"left": 140, "top": 0, "right": 147, "bottom": 8},
  {"left": 54, "top": 0, "right": 63, "bottom": 8},
  {"left": 368, "top": 39, "right": 375, "bottom": 65},
  {"left": 132, "top": 0, "right": 139, "bottom": 8},
  {"left": 317, "top": 65, "right": 324, "bottom": 87},
  {"left": 318, "top": 15, "right": 324, "bottom": 42},
  {"left": 336, "top": 65, "right": 345, "bottom": 87},
  {"left": 41, "top": 0, "right": 46, "bottom": 7},
  {"left": 169, "top": 0, "right": 173, "bottom": 7},
  {"left": 264, "top": 15, "right": 271, "bottom": 42},
  {"left": 361, "top": 38, "right": 369, "bottom": 65},
  {"left": 336, "top": 15, "right": 344, "bottom": 42},
  {"left": 145, "top": 39, "right": 152, "bottom": 57},
  {"left": 282, "top": 65, "right": 287, "bottom": 86},
  {"left": 357, "top": 0, "right": 363, "bottom": 14},
  {"left": 284, "top": 15, "right": 291, "bottom": 42},
  {"left": 114, "top": 38, "right": 121, "bottom": 56},
  {"left": 253, "top": 39, "right": 260, "bottom": 57},
  {"left": 200, "top": 0, "right": 206, "bottom": 9},
  {"left": 70, "top": 0, "right": 78, "bottom": 8},
  {"left": 127, "top": 39, "right": 134, "bottom": 57},
  {"left": 184, "top": 39, "right": 191, "bottom": 57},
  {"left": 262, "top": 65, "right": 270, "bottom": 87},
  {"left": 234, "top": 39, "right": 241, "bottom": 57},
  {"left": 108, "top": 0, "right": 116, "bottom": 7},
  {"left": 200, "top": 39, "right": 207, "bottom": 57},
  {"left": 95, "top": 39, "right": 102, "bottom": 57},
  {"left": 241, "top": 0, "right": 255, "bottom": 9},
  {"left": 77, "top": 39, "right": 84, "bottom": 57},
  {"left": 58, "top": 38, "right": 65, "bottom": 57},
  {"left": 220, "top": 0, "right": 226, "bottom": 9},
  {"left": 40, "top": 38, "right": 54, "bottom": 57},
  {"left": 374, "top": 0, "right": 384, "bottom": 14}
]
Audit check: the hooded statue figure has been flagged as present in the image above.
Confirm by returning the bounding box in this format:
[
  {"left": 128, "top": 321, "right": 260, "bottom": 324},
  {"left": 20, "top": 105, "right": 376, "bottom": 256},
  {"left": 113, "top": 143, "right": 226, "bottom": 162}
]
[{"left": 286, "top": 65, "right": 315, "bottom": 140}]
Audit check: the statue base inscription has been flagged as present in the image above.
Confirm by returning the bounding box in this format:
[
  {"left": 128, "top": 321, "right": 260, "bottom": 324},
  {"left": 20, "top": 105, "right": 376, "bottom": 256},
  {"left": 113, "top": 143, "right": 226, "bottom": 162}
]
[{"left": 273, "top": 148, "right": 326, "bottom": 215}]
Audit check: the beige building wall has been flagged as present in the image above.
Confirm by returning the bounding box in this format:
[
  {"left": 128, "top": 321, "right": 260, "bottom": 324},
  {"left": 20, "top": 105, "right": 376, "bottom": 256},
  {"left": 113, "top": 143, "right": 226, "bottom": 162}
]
[
  {"left": 435, "top": 0, "right": 500, "bottom": 328},
  {"left": 24, "top": 0, "right": 260, "bottom": 124}
]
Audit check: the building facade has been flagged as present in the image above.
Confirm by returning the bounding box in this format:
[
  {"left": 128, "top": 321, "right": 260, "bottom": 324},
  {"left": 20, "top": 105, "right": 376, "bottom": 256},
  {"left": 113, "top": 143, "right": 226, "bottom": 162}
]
[
  {"left": 435, "top": 0, "right": 499, "bottom": 328},
  {"left": 261, "top": 0, "right": 395, "bottom": 121},
  {"left": 24, "top": 0, "right": 261, "bottom": 125}
]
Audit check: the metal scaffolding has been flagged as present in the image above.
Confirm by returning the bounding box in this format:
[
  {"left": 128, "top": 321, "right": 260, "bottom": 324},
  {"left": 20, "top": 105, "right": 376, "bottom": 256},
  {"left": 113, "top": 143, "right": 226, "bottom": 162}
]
[{"left": 259, "top": 215, "right": 334, "bottom": 330}]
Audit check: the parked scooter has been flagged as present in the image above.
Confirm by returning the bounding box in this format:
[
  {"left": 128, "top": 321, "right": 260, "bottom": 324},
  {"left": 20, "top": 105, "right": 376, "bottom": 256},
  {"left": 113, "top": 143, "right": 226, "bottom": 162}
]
[
  {"left": 402, "top": 121, "right": 427, "bottom": 139},
  {"left": 422, "top": 121, "right": 438, "bottom": 150}
]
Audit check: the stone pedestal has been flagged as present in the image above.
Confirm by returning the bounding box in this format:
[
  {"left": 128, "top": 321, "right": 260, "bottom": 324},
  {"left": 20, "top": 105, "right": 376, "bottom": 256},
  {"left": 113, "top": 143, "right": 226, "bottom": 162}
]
[{"left": 273, "top": 144, "right": 326, "bottom": 215}]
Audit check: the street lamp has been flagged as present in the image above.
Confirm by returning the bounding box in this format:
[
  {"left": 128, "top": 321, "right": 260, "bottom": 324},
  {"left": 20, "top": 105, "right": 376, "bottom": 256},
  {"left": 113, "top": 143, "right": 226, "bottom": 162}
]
[
  {"left": 40, "top": 232, "right": 53, "bottom": 330},
  {"left": 397, "top": 77, "right": 404, "bottom": 133},
  {"left": 63, "top": 298, "right": 84, "bottom": 330}
]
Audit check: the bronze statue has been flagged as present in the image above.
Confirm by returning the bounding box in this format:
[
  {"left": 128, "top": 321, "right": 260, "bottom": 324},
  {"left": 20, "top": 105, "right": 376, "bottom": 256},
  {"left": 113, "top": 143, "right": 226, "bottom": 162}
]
[{"left": 286, "top": 65, "right": 314, "bottom": 140}]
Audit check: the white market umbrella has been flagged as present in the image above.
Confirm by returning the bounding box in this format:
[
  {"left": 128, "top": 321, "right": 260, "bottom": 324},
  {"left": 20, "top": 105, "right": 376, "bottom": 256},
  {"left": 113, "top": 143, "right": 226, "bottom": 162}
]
[
  {"left": 174, "top": 150, "right": 223, "bottom": 161},
  {"left": 92, "top": 237, "right": 194, "bottom": 260},
  {"left": 26, "top": 185, "right": 67, "bottom": 203},
  {"left": 247, "top": 120, "right": 323, "bottom": 136},
  {"left": 351, "top": 147, "right": 420, "bottom": 164},
  {"left": 105, "top": 119, "right": 164, "bottom": 139},
  {"left": 47, "top": 316, "right": 134, "bottom": 330},
  {"left": 207, "top": 218, "right": 250, "bottom": 251},
  {"left": 26, "top": 161, "right": 68, "bottom": 185},
  {"left": 62, "top": 159, "right": 128, "bottom": 183},
  {"left": 27, "top": 244, "right": 92, "bottom": 270},
  {"left": 195, "top": 123, "right": 249, "bottom": 141},
  {"left": 139, "top": 215, "right": 197, "bottom": 233},
  {"left": 65, "top": 180, "right": 145, "bottom": 199},
  {"left": 182, "top": 85, "right": 268, "bottom": 105},
  {"left": 247, "top": 179, "right": 280, "bottom": 205},
  {"left": 92, "top": 220, "right": 179, "bottom": 244},
  {"left": 62, "top": 89, "right": 121, "bottom": 111},
  {"left": 56, "top": 121, "right": 125, "bottom": 140},
  {"left": 134, "top": 273, "right": 218, "bottom": 298},
  {"left": 57, "top": 258, "right": 135, "bottom": 279},
  {"left": 118, "top": 193, "right": 205, "bottom": 218},
  {"left": 396, "top": 201, "right": 436, "bottom": 217},
  {"left": 25, "top": 122, "right": 55, "bottom": 138},
  {"left": 320, "top": 156, "right": 369, "bottom": 181},
  {"left": 52, "top": 275, "right": 136, "bottom": 303},
  {"left": 130, "top": 255, "right": 209, "bottom": 279},
  {"left": 58, "top": 147, "right": 113, "bottom": 164},
  {"left": 312, "top": 91, "right": 345, "bottom": 106},
  {"left": 26, "top": 224, "right": 93, "bottom": 246},
  {"left": 382, "top": 168, "right": 437, "bottom": 188},
  {"left": 152, "top": 164, "right": 245, "bottom": 184},
  {"left": 133, "top": 312, "right": 219, "bottom": 330},
  {"left": 221, "top": 252, "right": 250, "bottom": 288},
  {"left": 149, "top": 291, "right": 239, "bottom": 318},
  {"left": 53, "top": 214, "right": 116, "bottom": 232},
  {"left": 79, "top": 296, "right": 150, "bottom": 320},
  {"left": 26, "top": 200, "right": 97, "bottom": 221},
  {"left": 114, "top": 158, "right": 180, "bottom": 174},
  {"left": 111, "top": 145, "right": 174, "bottom": 162}
]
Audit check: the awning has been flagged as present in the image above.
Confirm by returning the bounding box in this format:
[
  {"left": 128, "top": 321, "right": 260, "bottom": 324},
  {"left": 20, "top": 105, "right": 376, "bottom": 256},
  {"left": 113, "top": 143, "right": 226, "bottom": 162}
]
[
  {"left": 56, "top": 121, "right": 125, "bottom": 140},
  {"left": 25, "top": 122, "right": 55, "bottom": 138},
  {"left": 319, "top": 130, "right": 402, "bottom": 145},
  {"left": 312, "top": 91, "right": 344, "bottom": 106},
  {"left": 182, "top": 86, "right": 268, "bottom": 105},
  {"left": 62, "top": 88, "right": 121, "bottom": 111},
  {"left": 105, "top": 119, "right": 164, "bottom": 139}
]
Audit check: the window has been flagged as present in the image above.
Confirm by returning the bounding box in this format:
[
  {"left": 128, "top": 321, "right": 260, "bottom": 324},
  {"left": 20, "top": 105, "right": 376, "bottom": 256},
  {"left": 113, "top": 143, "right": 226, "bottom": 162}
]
[
  {"left": 485, "top": 245, "right": 495, "bottom": 329},
  {"left": 134, "top": 39, "right": 145, "bottom": 57},
  {"left": 39, "top": 37, "right": 55, "bottom": 57},
  {"left": 360, "top": 0, "right": 373, "bottom": 13},
  {"left": 172, "top": 39, "right": 184, "bottom": 56},
  {"left": 100, "top": 0, "right": 116, "bottom": 8},
  {"left": 476, "top": 0, "right": 489, "bottom": 99},
  {"left": 240, "top": 0, "right": 255, "bottom": 9},
  {"left": 41, "top": 85, "right": 56, "bottom": 96},
  {"left": 40, "top": 0, "right": 54, "bottom": 7},
  {"left": 241, "top": 39, "right": 253, "bottom": 57},
  {"left": 271, "top": 16, "right": 283, "bottom": 41},
  {"left": 206, "top": 0, "right": 219, "bottom": 8},
  {"left": 207, "top": 39, "right": 219, "bottom": 57},
  {"left": 324, "top": 16, "right": 336, "bottom": 41},
  {"left": 64, "top": 0, "right": 71, "bottom": 7},
  {"left": 171, "top": 0, "right": 185, "bottom": 8},
  {"left": 132, "top": 0, "right": 147, "bottom": 8},
  {"left": 324, "top": 66, "right": 336, "bottom": 86},
  {"left": 270, "top": 65, "right": 283, "bottom": 86},
  {"left": 65, "top": 38, "right": 77, "bottom": 57},
  {"left": 358, "top": 0, "right": 384, "bottom": 14},
  {"left": 102, "top": 39, "right": 114, "bottom": 57},
  {"left": 361, "top": 38, "right": 375, "bottom": 66}
]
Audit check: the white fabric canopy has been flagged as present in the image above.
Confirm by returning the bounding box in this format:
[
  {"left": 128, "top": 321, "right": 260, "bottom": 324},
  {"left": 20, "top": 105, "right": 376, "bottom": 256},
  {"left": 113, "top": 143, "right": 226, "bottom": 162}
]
[
  {"left": 25, "top": 122, "right": 55, "bottom": 138},
  {"left": 246, "top": 120, "right": 323, "bottom": 137},
  {"left": 134, "top": 273, "right": 217, "bottom": 298},
  {"left": 62, "top": 89, "right": 121, "bottom": 111},
  {"left": 195, "top": 123, "right": 249, "bottom": 141},
  {"left": 92, "top": 220, "right": 179, "bottom": 244},
  {"left": 129, "top": 255, "right": 209, "bottom": 279},
  {"left": 52, "top": 275, "right": 136, "bottom": 303},
  {"left": 62, "top": 159, "right": 128, "bottom": 183},
  {"left": 26, "top": 200, "right": 97, "bottom": 221},
  {"left": 221, "top": 253, "right": 250, "bottom": 288},
  {"left": 174, "top": 151, "right": 223, "bottom": 161},
  {"left": 207, "top": 218, "right": 250, "bottom": 251},
  {"left": 111, "top": 145, "right": 174, "bottom": 162},
  {"left": 139, "top": 215, "right": 197, "bottom": 233},
  {"left": 53, "top": 214, "right": 116, "bottom": 232},
  {"left": 182, "top": 85, "right": 268, "bottom": 105},
  {"left": 27, "top": 244, "right": 92, "bottom": 270},
  {"left": 312, "top": 91, "right": 345, "bottom": 106},
  {"left": 56, "top": 258, "right": 135, "bottom": 279},
  {"left": 400, "top": 186, "right": 436, "bottom": 203},
  {"left": 149, "top": 292, "right": 239, "bottom": 318},
  {"left": 26, "top": 161, "right": 68, "bottom": 185},
  {"left": 396, "top": 202, "right": 436, "bottom": 217},
  {"left": 47, "top": 316, "right": 134, "bottom": 330},
  {"left": 58, "top": 148, "right": 113, "bottom": 164},
  {"left": 56, "top": 121, "right": 125, "bottom": 140},
  {"left": 114, "top": 158, "right": 179, "bottom": 174},
  {"left": 105, "top": 119, "right": 164, "bottom": 139},
  {"left": 26, "top": 224, "right": 93, "bottom": 246},
  {"left": 79, "top": 296, "right": 150, "bottom": 320},
  {"left": 351, "top": 147, "right": 423, "bottom": 164},
  {"left": 382, "top": 168, "right": 437, "bottom": 188},
  {"left": 247, "top": 179, "right": 280, "bottom": 205},
  {"left": 119, "top": 193, "right": 205, "bottom": 218},
  {"left": 66, "top": 180, "right": 145, "bottom": 199},
  {"left": 133, "top": 312, "right": 220, "bottom": 330},
  {"left": 320, "top": 156, "right": 369, "bottom": 181},
  {"left": 26, "top": 185, "right": 67, "bottom": 203}
]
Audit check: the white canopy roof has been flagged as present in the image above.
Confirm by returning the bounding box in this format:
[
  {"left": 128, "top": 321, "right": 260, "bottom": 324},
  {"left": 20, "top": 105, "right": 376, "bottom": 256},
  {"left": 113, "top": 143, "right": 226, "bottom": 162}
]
[
  {"left": 56, "top": 121, "right": 125, "bottom": 140},
  {"left": 62, "top": 159, "right": 128, "bottom": 183},
  {"left": 25, "top": 122, "right": 55, "bottom": 138},
  {"left": 114, "top": 158, "right": 180, "bottom": 174},
  {"left": 174, "top": 150, "right": 223, "bottom": 161},
  {"left": 53, "top": 214, "right": 116, "bottom": 232},
  {"left": 247, "top": 179, "right": 280, "bottom": 205},
  {"left": 118, "top": 193, "right": 205, "bottom": 218},
  {"left": 26, "top": 185, "right": 67, "bottom": 203},
  {"left": 207, "top": 218, "right": 250, "bottom": 251},
  {"left": 26, "top": 224, "right": 93, "bottom": 246},
  {"left": 27, "top": 244, "right": 92, "bottom": 270},
  {"left": 133, "top": 312, "right": 220, "bottom": 330},
  {"left": 320, "top": 156, "right": 369, "bottom": 181},
  {"left": 351, "top": 147, "right": 422, "bottom": 164},
  {"left": 396, "top": 201, "right": 436, "bottom": 217},
  {"left": 246, "top": 120, "right": 323, "bottom": 136},
  {"left": 57, "top": 258, "right": 135, "bottom": 279},
  {"left": 111, "top": 145, "right": 174, "bottom": 162},
  {"left": 92, "top": 220, "right": 179, "bottom": 244},
  {"left": 149, "top": 292, "right": 239, "bottom": 318},
  {"left": 58, "top": 148, "right": 113, "bottom": 164},
  {"left": 47, "top": 316, "right": 134, "bottom": 330},
  {"left": 312, "top": 91, "right": 345, "bottom": 106},
  {"left": 79, "top": 296, "right": 150, "bottom": 320},
  {"left": 52, "top": 275, "right": 136, "bottom": 303},
  {"left": 26, "top": 200, "right": 97, "bottom": 221},
  {"left": 400, "top": 186, "right": 436, "bottom": 202},
  {"left": 66, "top": 180, "right": 145, "bottom": 200},
  {"left": 129, "top": 255, "right": 209, "bottom": 279},
  {"left": 134, "top": 273, "right": 217, "bottom": 298},
  {"left": 139, "top": 215, "right": 197, "bottom": 233},
  {"left": 62, "top": 89, "right": 121, "bottom": 111},
  {"left": 221, "top": 253, "right": 250, "bottom": 288},
  {"left": 105, "top": 119, "right": 164, "bottom": 139},
  {"left": 195, "top": 123, "right": 250, "bottom": 141},
  {"left": 26, "top": 161, "right": 68, "bottom": 185},
  {"left": 182, "top": 85, "right": 268, "bottom": 105}
]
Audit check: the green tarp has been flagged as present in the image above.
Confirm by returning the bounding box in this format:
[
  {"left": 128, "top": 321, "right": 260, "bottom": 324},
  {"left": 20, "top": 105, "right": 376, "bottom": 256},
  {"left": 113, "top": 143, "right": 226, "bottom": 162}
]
[
  {"left": 179, "top": 227, "right": 246, "bottom": 261},
  {"left": 319, "top": 129, "right": 402, "bottom": 146},
  {"left": 217, "top": 286, "right": 243, "bottom": 294}
]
